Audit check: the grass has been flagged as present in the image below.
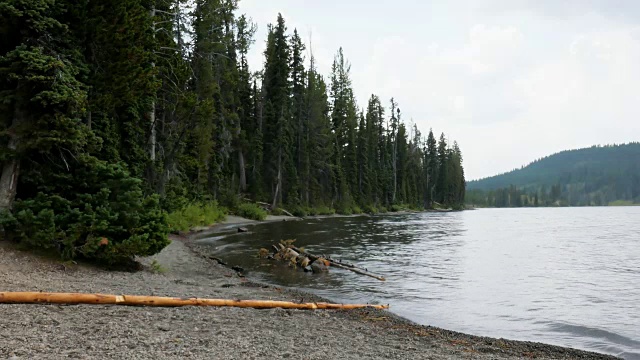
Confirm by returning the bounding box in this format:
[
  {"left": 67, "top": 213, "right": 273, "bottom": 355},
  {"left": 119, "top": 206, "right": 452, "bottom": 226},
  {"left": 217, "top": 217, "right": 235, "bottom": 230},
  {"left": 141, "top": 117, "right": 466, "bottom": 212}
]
[
  {"left": 166, "top": 201, "right": 227, "bottom": 232},
  {"left": 235, "top": 203, "right": 267, "bottom": 221},
  {"left": 608, "top": 200, "right": 639, "bottom": 206},
  {"left": 149, "top": 259, "right": 167, "bottom": 274}
]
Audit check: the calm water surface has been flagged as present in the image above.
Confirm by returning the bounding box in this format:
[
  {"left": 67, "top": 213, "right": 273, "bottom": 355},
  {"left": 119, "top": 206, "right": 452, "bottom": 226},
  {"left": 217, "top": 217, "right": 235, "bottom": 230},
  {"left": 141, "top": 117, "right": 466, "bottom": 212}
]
[{"left": 196, "top": 207, "right": 640, "bottom": 359}]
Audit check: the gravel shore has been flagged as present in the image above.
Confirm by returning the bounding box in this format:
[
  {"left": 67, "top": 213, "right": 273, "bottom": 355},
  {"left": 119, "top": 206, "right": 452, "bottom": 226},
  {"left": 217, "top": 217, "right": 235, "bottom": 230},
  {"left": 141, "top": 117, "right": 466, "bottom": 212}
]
[{"left": 0, "top": 224, "right": 620, "bottom": 360}]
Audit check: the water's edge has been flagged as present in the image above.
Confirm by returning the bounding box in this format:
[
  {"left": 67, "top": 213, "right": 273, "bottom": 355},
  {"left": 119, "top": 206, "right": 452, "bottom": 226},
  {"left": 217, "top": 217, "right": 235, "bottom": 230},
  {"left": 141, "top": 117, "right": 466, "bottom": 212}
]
[{"left": 186, "top": 214, "right": 624, "bottom": 359}]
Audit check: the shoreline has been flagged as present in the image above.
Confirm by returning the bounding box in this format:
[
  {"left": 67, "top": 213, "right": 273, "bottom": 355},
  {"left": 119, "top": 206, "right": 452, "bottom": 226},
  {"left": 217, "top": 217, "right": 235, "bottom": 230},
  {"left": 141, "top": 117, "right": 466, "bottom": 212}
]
[
  {"left": 185, "top": 216, "right": 618, "bottom": 359},
  {"left": 0, "top": 217, "right": 621, "bottom": 359}
]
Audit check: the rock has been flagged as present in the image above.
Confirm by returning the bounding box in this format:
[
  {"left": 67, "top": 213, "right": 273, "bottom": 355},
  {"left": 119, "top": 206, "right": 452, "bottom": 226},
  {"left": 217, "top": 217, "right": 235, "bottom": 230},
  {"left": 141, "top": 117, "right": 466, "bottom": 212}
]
[
  {"left": 310, "top": 260, "right": 328, "bottom": 273},
  {"left": 231, "top": 265, "right": 245, "bottom": 273},
  {"left": 237, "top": 227, "right": 249, "bottom": 233}
]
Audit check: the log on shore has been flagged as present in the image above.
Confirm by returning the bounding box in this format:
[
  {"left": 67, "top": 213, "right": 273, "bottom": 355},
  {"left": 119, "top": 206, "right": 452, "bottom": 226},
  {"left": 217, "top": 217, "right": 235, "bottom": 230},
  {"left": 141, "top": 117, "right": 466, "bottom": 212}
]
[{"left": 0, "top": 292, "right": 389, "bottom": 310}]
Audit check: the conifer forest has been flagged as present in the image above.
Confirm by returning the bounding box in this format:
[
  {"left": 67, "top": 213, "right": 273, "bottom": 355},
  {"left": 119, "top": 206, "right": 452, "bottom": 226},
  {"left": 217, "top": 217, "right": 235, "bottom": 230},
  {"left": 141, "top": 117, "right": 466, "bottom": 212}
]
[{"left": 0, "top": 0, "right": 466, "bottom": 263}]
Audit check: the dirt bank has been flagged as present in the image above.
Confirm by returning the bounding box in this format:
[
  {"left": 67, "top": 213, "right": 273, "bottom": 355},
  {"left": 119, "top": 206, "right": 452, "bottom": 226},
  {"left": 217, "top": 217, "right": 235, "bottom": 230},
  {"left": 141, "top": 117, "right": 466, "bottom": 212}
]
[{"left": 0, "top": 228, "right": 619, "bottom": 359}]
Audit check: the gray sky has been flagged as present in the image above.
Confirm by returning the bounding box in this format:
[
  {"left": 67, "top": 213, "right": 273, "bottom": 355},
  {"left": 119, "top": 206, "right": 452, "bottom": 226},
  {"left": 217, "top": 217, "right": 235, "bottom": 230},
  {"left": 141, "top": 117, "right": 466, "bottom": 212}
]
[{"left": 238, "top": 0, "right": 640, "bottom": 180}]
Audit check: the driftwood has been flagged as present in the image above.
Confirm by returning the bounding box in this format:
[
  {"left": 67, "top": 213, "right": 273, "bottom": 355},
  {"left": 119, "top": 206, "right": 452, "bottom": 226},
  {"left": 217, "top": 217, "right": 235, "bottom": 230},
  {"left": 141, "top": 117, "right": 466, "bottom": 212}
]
[
  {"left": 242, "top": 198, "right": 295, "bottom": 217},
  {"left": 326, "top": 262, "right": 386, "bottom": 281},
  {"left": 0, "top": 292, "right": 388, "bottom": 310},
  {"left": 291, "top": 246, "right": 386, "bottom": 281}
]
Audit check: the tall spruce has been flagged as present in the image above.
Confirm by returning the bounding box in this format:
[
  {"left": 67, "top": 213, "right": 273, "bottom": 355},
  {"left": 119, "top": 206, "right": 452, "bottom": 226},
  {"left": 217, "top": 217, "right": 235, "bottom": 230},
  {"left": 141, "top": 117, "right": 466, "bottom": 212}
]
[{"left": 262, "top": 14, "right": 291, "bottom": 207}]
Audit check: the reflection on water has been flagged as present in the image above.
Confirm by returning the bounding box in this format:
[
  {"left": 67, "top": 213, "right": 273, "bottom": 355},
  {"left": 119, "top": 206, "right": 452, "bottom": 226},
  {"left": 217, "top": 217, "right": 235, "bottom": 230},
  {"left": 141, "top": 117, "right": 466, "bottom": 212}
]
[{"left": 196, "top": 207, "right": 640, "bottom": 359}]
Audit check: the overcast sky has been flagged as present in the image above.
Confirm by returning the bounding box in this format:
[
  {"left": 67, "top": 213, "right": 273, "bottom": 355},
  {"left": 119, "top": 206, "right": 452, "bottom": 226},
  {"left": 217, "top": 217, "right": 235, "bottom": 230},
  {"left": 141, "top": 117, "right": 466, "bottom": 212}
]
[{"left": 238, "top": 0, "right": 640, "bottom": 180}]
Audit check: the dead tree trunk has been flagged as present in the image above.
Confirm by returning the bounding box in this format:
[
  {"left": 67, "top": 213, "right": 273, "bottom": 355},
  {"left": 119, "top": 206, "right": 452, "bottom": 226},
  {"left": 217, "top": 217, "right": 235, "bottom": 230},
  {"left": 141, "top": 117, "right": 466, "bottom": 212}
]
[
  {"left": 0, "top": 100, "right": 24, "bottom": 211},
  {"left": 238, "top": 150, "right": 247, "bottom": 192},
  {"left": 271, "top": 149, "right": 282, "bottom": 209},
  {"left": 149, "top": 6, "right": 157, "bottom": 161}
]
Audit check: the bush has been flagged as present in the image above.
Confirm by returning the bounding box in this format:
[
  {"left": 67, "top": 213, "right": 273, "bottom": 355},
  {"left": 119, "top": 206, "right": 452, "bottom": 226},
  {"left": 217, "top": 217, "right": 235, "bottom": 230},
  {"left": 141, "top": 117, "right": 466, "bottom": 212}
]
[
  {"left": 270, "top": 207, "right": 285, "bottom": 216},
  {"left": 166, "top": 201, "right": 227, "bottom": 232},
  {"left": 362, "top": 204, "right": 378, "bottom": 214},
  {"left": 290, "top": 206, "right": 308, "bottom": 217},
  {"left": 315, "top": 206, "right": 335, "bottom": 216},
  {"left": 351, "top": 205, "right": 363, "bottom": 214},
  {"left": 0, "top": 156, "right": 170, "bottom": 265},
  {"left": 335, "top": 203, "right": 353, "bottom": 215},
  {"left": 160, "top": 178, "right": 189, "bottom": 213},
  {"left": 378, "top": 206, "right": 388, "bottom": 214},
  {"left": 219, "top": 189, "right": 241, "bottom": 210},
  {"left": 236, "top": 203, "right": 267, "bottom": 221},
  {"left": 390, "top": 204, "right": 404, "bottom": 212}
]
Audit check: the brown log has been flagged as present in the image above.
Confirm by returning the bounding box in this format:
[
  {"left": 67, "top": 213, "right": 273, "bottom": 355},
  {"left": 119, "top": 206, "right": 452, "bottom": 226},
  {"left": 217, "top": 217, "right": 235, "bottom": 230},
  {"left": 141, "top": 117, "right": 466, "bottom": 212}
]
[
  {"left": 0, "top": 292, "right": 389, "bottom": 310},
  {"left": 291, "top": 246, "right": 386, "bottom": 281}
]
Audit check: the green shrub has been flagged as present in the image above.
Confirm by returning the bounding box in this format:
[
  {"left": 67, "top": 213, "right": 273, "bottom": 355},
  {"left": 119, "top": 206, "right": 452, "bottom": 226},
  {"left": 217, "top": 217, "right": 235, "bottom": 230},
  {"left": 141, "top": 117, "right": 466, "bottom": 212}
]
[
  {"left": 219, "top": 189, "right": 241, "bottom": 210},
  {"left": 378, "top": 206, "right": 388, "bottom": 213},
  {"left": 336, "top": 204, "right": 353, "bottom": 215},
  {"left": 166, "top": 201, "right": 227, "bottom": 232},
  {"left": 0, "top": 156, "right": 170, "bottom": 265},
  {"left": 315, "top": 206, "right": 335, "bottom": 216},
  {"left": 351, "top": 205, "right": 363, "bottom": 214},
  {"left": 270, "top": 207, "right": 285, "bottom": 216},
  {"left": 236, "top": 203, "right": 267, "bottom": 221},
  {"left": 390, "top": 204, "right": 403, "bottom": 212},
  {"left": 305, "top": 207, "right": 318, "bottom": 216},
  {"left": 290, "top": 206, "right": 308, "bottom": 217},
  {"left": 160, "top": 179, "right": 189, "bottom": 213},
  {"left": 362, "top": 204, "right": 378, "bottom": 214}
]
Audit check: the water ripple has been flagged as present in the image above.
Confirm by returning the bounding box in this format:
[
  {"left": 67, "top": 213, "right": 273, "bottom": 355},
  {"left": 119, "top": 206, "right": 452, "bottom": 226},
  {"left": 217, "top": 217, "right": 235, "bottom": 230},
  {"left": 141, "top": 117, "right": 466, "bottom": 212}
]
[{"left": 201, "top": 207, "right": 640, "bottom": 359}]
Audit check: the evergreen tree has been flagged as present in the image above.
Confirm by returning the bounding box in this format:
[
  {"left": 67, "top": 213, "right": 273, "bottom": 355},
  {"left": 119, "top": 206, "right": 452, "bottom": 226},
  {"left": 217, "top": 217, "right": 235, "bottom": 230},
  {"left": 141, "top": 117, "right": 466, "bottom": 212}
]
[
  {"left": 262, "top": 14, "right": 291, "bottom": 207},
  {"left": 425, "top": 129, "right": 438, "bottom": 207},
  {"left": 436, "top": 133, "right": 448, "bottom": 204}
]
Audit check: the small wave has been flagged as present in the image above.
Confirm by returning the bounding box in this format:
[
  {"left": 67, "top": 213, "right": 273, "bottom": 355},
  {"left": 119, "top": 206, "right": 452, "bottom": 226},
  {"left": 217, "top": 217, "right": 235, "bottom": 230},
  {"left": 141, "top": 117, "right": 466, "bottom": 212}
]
[{"left": 547, "top": 321, "right": 640, "bottom": 357}]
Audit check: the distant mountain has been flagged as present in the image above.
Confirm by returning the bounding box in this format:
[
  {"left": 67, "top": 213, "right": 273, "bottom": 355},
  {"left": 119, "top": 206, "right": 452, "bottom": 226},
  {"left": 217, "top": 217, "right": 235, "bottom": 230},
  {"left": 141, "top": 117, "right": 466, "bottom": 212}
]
[{"left": 466, "top": 143, "right": 640, "bottom": 207}]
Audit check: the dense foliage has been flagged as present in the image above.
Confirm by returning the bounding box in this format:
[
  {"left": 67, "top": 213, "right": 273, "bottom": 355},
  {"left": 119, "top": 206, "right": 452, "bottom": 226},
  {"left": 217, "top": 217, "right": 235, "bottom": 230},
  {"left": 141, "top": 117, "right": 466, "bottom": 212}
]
[
  {"left": 466, "top": 143, "right": 640, "bottom": 207},
  {"left": 0, "top": 0, "right": 466, "bottom": 263}
]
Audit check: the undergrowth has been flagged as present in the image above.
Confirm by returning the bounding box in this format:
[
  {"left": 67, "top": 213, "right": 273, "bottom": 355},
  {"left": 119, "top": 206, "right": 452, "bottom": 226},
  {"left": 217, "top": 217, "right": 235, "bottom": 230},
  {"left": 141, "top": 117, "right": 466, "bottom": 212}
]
[{"left": 167, "top": 201, "right": 227, "bottom": 232}]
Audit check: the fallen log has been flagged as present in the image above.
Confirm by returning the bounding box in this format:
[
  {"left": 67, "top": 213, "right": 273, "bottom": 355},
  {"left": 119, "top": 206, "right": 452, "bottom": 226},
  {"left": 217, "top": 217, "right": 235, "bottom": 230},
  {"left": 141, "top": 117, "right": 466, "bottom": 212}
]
[
  {"left": 291, "top": 246, "right": 386, "bottom": 281},
  {"left": 328, "top": 262, "right": 386, "bottom": 281},
  {"left": 241, "top": 198, "right": 297, "bottom": 217},
  {"left": 0, "top": 292, "right": 389, "bottom": 310}
]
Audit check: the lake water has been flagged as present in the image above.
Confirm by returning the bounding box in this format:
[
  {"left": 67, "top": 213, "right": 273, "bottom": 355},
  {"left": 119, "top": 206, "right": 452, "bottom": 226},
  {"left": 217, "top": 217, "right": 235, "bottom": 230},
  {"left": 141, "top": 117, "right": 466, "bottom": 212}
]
[{"left": 196, "top": 207, "right": 640, "bottom": 359}]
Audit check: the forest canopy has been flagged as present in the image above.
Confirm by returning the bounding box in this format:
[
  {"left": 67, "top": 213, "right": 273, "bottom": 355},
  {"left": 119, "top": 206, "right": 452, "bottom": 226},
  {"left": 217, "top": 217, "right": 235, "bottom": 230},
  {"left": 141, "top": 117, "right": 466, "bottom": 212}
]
[{"left": 0, "top": 0, "right": 466, "bottom": 263}]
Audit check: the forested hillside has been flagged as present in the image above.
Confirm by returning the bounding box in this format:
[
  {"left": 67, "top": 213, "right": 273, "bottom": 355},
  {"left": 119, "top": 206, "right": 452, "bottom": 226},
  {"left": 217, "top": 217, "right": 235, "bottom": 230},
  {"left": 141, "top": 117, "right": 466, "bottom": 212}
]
[
  {"left": 0, "top": 0, "right": 465, "bottom": 263},
  {"left": 466, "top": 143, "right": 640, "bottom": 207}
]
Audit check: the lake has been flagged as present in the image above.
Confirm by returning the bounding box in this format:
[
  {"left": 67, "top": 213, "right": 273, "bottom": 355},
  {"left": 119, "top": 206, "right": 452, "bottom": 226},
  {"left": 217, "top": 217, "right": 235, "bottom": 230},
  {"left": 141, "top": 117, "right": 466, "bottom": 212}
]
[{"left": 196, "top": 207, "right": 640, "bottom": 359}]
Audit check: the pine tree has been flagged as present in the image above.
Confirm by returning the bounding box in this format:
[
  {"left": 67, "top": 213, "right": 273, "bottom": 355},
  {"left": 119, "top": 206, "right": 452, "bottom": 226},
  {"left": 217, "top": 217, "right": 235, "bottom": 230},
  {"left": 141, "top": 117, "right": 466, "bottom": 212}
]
[
  {"left": 436, "top": 132, "right": 448, "bottom": 204},
  {"left": 0, "top": 0, "right": 90, "bottom": 210},
  {"left": 425, "top": 129, "right": 438, "bottom": 207},
  {"left": 262, "top": 14, "right": 291, "bottom": 207},
  {"left": 356, "top": 112, "right": 370, "bottom": 203},
  {"left": 85, "top": 0, "right": 158, "bottom": 179},
  {"left": 305, "top": 52, "right": 332, "bottom": 206},
  {"left": 329, "top": 48, "right": 357, "bottom": 207}
]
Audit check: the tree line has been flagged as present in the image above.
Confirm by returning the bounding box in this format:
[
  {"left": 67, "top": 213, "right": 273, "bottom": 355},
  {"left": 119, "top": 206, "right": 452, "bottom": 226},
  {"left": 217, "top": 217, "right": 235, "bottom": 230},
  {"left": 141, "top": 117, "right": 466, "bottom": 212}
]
[
  {"left": 466, "top": 143, "right": 640, "bottom": 207},
  {"left": 0, "top": 0, "right": 465, "bottom": 263}
]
